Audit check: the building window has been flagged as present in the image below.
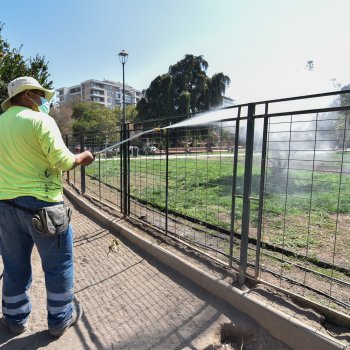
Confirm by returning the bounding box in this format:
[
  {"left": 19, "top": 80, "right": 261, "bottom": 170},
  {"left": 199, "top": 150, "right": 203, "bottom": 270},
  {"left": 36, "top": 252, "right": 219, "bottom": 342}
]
[
  {"left": 69, "top": 87, "right": 81, "bottom": 94},
  {"left": 91, "top": 96, "right": 104, "bottom": 102},
  {"left": 91, "top": 89, "right": 104, "bottom": 96},
  {"left": 92, "top": 83, "right": 104, "bottom": 89}
]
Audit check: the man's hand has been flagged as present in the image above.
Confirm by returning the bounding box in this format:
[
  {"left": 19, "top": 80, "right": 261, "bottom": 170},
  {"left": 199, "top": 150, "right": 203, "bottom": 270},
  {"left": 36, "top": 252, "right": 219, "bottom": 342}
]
[{"left": 72, "top": 150, "right": 95, "bottom": 169}]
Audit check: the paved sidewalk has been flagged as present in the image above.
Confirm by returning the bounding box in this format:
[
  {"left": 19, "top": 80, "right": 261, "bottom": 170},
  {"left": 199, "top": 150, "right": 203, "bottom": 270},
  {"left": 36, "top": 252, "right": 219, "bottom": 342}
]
[{"left": 0, "top": 197, "right": 290, "bottom": 350}]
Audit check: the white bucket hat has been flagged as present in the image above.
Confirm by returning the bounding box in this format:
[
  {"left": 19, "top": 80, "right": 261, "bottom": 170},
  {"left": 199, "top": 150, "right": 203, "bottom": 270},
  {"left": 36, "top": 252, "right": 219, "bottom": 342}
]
[{"left": 1, "top": 76, "right": 55, "bottom": 111}]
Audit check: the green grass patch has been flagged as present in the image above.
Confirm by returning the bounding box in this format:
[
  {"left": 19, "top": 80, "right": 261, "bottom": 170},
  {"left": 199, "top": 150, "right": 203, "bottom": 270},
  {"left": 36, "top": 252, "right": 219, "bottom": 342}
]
[{"left": 86, "top": 155, "right": 350, "bottom": 234}]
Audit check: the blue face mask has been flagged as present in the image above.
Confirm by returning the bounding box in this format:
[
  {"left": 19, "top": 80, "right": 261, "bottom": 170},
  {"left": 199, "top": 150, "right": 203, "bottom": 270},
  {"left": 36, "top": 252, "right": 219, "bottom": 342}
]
[
  {"left": 38, "top": 96, "right": 50, "bottom": 114},
  {"left": 29, "top": 93, "right": 50, "bottom": 114}
]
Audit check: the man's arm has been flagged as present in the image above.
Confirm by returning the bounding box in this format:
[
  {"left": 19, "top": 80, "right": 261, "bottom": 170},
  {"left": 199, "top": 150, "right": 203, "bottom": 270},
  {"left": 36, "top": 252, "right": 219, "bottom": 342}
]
[{"left": 70, "top": 150, "right": 95, "bottom": 169}]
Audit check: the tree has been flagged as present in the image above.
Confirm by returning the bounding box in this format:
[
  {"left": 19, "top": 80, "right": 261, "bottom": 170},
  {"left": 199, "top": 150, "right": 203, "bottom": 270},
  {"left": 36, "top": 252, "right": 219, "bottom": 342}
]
[
  {"left": 50, "top": 102, "right": 74, "bottom": 135},
  {"left": 128, "top": 105, "right": 138, "bottom": 122},
  {"left": 71, "top": 102, "right": 137, "bottom": 134},
  {"left": 71, "top": 102, "right": 118, "bottom": 134},
  {"left": 0, "top": 23, "right": 53, "bottom": 109},
  {"left": 70, "top": 102, "right": 118, "bottom": 149},
  {"left": 136, "top": 54, "right": 230, "bottom": 122},
  {"left": 70, "top": 102, "right": 138, "bottom": 150}
]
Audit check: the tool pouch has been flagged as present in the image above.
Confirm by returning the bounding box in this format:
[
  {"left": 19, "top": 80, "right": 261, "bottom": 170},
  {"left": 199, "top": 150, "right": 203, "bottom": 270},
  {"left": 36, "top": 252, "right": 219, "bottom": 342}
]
[{"left": 32, "top": 204, "right": 72, "bottom": 237}]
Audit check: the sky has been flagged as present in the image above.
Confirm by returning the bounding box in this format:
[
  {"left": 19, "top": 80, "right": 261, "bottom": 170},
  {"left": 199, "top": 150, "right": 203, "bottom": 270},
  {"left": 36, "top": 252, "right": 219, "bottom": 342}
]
[{"left": 1, "top": 0, "right": 349, "bottom": 105}]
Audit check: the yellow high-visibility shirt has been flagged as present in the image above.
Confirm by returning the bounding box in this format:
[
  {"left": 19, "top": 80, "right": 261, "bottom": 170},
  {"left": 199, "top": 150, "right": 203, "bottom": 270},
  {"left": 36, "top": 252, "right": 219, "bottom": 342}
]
[{"left": 0, "top": 106, "right": 75, "bottom": 202}]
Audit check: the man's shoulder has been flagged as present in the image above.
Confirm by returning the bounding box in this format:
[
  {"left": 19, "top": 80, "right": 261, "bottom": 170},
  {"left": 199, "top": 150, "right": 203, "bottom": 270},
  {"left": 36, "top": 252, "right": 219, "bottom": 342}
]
[
  {"left": 0, "top": 107, "right": 36, "bottom": 124},
  {"left": 1, "top": 107, "right": 57, "bottom": 129},
  {"left": 22, "top": 110, "right": 56, "bottom": 126},
  {"left": 10, "top": 107, "right": 43, "bottom": 121}
]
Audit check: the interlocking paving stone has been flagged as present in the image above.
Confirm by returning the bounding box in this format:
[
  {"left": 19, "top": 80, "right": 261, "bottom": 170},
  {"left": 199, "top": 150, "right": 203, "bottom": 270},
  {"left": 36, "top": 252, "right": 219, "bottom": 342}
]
[{"left": 0, "top": 197, "right": 290, "bottom": 350}]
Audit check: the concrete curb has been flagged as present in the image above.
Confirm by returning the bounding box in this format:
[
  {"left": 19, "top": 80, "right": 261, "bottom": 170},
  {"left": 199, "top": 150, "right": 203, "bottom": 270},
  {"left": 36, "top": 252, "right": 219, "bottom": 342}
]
[{"left": 64, "top": 187, "right": 347, "bottom": 350}]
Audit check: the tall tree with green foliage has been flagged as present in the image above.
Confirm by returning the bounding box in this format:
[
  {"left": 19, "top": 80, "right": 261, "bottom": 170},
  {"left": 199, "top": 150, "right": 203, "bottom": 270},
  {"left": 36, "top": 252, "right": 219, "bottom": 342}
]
[
  {"left": 136, "top": 54, "right": 230, "bottom": 122},
  {"left": 71, "top": 102, "right": 138, "bottom": 149},
  {"left": 71, "top": 102, "right": 137, "bottom": 134},
  {"left": 72, "top": 102, "right": 118, "bottom": 134},
  {"left": 0, "top": 23, "right": 53, "bottom": 109}
]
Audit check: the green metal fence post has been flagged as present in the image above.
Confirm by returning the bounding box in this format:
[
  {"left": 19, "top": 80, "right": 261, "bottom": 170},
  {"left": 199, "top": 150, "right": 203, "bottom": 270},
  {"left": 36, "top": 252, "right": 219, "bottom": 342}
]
[
  {"left": 122, "top": 123, "right": 129, "bottom": 217},
  {"left": 127, "top": 123, "right": 130, "bottom": 216},
  {"left": 165, "top": 127, "right": 169, "bottom": 235},
  {"left": 65, "top": 134, "right": 70, "bottom": 184},
  {"left": 120, "top": 126, "right": 123, "bottom": 211},
  {"left": 239, "top": 103, "right": 255, "bottom": 285},
  {"left": 255, "top": 103, "right": 269, "bottom": 278},
  {"left": 229, "top": 107, "right": 241, "bottom": 268},
  {"left": 80, "top": 134, "right": 86, "bottom": 194}
]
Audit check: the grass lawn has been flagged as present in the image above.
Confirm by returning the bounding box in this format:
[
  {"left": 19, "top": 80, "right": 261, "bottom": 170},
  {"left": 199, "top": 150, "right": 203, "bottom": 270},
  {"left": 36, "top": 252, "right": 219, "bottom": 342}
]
[{"left": 86, "top": 152, "right": 350, "bottom": 266}]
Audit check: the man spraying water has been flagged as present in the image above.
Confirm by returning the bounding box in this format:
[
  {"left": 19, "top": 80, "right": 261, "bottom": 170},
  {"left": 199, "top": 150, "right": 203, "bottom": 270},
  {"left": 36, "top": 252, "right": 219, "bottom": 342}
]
[{"left": 0, "top": 77, "right": 94, "bottom": 337}]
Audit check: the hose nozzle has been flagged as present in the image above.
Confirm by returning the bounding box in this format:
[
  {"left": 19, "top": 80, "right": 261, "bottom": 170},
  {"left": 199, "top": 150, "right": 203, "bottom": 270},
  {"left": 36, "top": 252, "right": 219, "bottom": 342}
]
[{"left": 153, "top": 127, "right": 161, "bottom": 132}]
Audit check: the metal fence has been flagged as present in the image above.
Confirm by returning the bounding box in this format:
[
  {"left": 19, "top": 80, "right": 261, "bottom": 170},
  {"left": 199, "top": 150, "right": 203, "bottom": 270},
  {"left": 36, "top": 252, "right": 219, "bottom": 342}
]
[{"left": 65, "top": 90, "right": 350, "bottom": 316}]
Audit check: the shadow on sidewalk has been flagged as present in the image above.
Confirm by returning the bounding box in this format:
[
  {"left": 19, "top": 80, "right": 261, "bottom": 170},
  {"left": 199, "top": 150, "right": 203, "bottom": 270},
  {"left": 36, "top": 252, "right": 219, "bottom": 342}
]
[{"left": 0, "top": 328, "right": 56, "bottom": 350}]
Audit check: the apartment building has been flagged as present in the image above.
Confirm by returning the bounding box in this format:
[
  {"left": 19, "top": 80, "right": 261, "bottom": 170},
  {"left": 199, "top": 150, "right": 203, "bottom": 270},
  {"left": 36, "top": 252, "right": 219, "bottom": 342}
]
[{"left": 56, "top": 79, "right": 143, "bottom": 108}]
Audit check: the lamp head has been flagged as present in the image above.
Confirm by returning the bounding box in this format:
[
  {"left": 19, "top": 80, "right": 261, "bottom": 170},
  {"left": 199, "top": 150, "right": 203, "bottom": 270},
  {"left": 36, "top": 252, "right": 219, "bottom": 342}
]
[{"left": 118, "top": 50, "right": 129, "bottom": 64}]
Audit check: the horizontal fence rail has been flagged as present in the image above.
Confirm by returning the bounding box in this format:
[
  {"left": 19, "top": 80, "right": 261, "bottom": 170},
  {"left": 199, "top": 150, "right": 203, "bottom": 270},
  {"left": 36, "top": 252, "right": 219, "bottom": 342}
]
[{"left": 65, "top": 90, "right": 350, "bottom": 316}]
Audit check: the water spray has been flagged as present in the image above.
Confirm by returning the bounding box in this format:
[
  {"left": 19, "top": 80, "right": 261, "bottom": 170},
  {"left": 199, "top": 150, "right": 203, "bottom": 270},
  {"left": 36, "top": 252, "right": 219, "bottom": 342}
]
[
  {"left": 94, "top": 128, "right": 164, "bottom": 155},
  {"left": 93, "top": 108, "right": 234, "bottom": 156}
]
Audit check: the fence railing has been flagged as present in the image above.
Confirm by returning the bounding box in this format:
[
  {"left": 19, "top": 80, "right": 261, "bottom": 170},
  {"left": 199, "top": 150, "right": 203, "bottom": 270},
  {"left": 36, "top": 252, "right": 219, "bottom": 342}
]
[{"left": 65, "top": 90, "right": 350, "bottom": 317}]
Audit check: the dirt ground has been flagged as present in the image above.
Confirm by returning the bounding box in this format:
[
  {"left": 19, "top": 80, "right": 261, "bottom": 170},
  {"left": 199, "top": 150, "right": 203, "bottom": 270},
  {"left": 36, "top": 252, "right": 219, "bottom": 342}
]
[{"left": 0, "top": 196, "right": 292, "bottom": 350}]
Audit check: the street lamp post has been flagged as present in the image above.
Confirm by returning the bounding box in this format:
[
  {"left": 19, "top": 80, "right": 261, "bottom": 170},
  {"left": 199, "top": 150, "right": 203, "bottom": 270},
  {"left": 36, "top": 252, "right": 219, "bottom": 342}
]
[
  {"left": 118, "top": 50, "right": 128, "bottom": 124},
  {"left": 118, "top": 50, "right": 129, "bottom": 216}
]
